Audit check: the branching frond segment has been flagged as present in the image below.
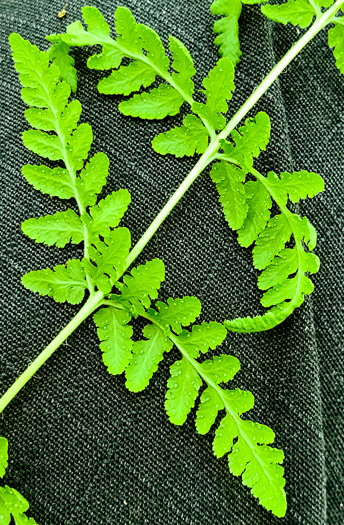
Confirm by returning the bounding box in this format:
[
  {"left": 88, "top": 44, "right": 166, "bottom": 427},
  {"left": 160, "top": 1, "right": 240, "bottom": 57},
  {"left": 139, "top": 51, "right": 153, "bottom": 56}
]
[
  {"left": 10, "top": 34, "right": 133, "bottom": 304},
  {"left": 96, "top": 259, "right": 286, "bottom": 517}
]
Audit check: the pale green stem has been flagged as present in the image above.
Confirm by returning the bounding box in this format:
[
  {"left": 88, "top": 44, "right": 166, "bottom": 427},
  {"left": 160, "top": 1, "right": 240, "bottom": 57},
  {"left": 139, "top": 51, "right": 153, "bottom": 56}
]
[
  {"left": 0, "top": 292, "right": 103, "bottom": 413},
  {"left": 1, "top": 2, "right": 341, "bottom": 413}
]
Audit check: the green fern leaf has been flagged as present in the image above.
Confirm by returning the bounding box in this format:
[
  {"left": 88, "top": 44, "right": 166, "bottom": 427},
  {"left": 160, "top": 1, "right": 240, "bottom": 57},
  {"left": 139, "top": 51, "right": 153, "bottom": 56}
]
[
  {"left": 87, "top": 44, "right": 124, "bottom": 70},
  {"left": 328, "top": 23, "right": 344, "bottom": 75},
  {"left": 148, "top": 297, "right": 201, "bottom": 335},
  {"left": 253, "top": 214, "right": 292, "bottom": 270},
  {"left": 10, "top": 32, "right": 108, "bottom": 219},
  {"left": 119, "top": 84, "right": 184, "bottom": 120},
  {"left": 169, "top": 36, "right": 195, "bottom": 97},
  {"left": 221, "top": 112, "right": 271, "bottom": 167},
  {"left": 196, "top": 387, "right": 224, "bottom": 434},
  {"left": 152, "top": 115, "right": 209, "bottom": 157},
  {"left": 210, "top": 161, "right": 248, "bottom": 230},
  {"left": 93, "top": 306, "right": 133, "bottom": 375},
  {"left": 22, "top": 130, "right": 62, "bottom": 160},
  {"left": 21, "top": 165, "right": 72, "bottom": 200},
  {"left": 237, "top": 181, "right": 272, "bottom": 248},
  {"left": 211, "top": 0, "right": 242, "bottom": 64},
  {"left": 22, "top": 259, "right": 87, "bottom": 304},
  {"left": 21, "top": 209, "right": 83, "bottom": 248},
  {"left": 67, "top": 123, "right": 93, "bottom": 170},
  {"left": 165, "top": 357, "right": 203, "bottom": 425},
  {"left": 226, "top": 166, "right": 324, "bottom": 332},
  {"left": 138, "top": 23, "right": 169, "bottom": 73},
  {"left": 225, "top": 302, "right": 294, "bottom": 333},
  {"left": 85, "top": 189, "right": 131, "bottom": 242},
  {"left": 258, "top": 248, "right": 319, "bottom": 290},
  {"left": 261, "top": 0, "right": 316, "bottom": 29},
  {"left": 115, "top": 6, "right": 143, "bottom": 54},
  {"left": 98, "top": 61, "right": 156, "bottom": 95},
  {"left": 213, "top": 412, "right": 286, "bottom": 517},
  {"left": 116, "top": 259, "right": 165, "bottom": 315},
  {"left": 83, "top": 228, "right": 131, "bottom": 294},
  {"left": 76, "top": 152, "right": 109, "bottom": 208},
  {"left": 0, "top": 485, "right": 39, "bottom": 525},
  {"left": 171, "top": 327, "right": 286, "bottom": 516},
  {"left": 193, "top": 57, "right": 235, "bottom": 130},
  {"left": 265, "top": 170, "right": 325, "bottom": 206},
  {"left": 47, "top": 40, "right": 77, "bottom": 93},
  {"left": 0, "top": 438, "right": 8, "bottom": 478},
  {"left": 125, "top": 324, "right": 173, "bottom": 392},
  {"left": 177, "top": 321, "right": 227, "bottom": 358},
  {"left": 199, "top": 354, "right": 240, "bottom": 384},
  {"left": 61, "top": 6, "right": 112, "bottom": 47}
]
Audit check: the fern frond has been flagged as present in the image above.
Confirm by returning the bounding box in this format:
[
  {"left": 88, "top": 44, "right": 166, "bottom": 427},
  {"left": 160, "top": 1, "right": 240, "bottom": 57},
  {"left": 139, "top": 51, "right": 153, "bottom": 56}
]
[
  {"left": 52, "top": 6, "right": 240, "bottom": 149},
  {"left": 52, "top": 7, "right": 196, "bottom": 122},
  {"left": 225, "top": 168, "right": 324, "bottom": 332},
  {"left": 168, "top": 327, "right": 286, "bottom": 517},
  {"left": 21, "top": 260, "right": 88, "bottom": 304},
  {"left": 10, "top": 34, "right": 133, "bottom": 304}
]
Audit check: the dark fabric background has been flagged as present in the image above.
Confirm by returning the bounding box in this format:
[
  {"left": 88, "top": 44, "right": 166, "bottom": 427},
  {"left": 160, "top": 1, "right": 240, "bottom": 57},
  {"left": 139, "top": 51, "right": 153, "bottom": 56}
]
[{"left": 0, "top": 0, "right": 343, "bottom": 523}]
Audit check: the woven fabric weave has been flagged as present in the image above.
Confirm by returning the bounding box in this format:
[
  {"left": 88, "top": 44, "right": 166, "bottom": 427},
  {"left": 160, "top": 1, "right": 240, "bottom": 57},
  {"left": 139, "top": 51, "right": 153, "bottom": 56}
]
[{"left": 0, "top": 0, "right": 343, "bottom": 523}]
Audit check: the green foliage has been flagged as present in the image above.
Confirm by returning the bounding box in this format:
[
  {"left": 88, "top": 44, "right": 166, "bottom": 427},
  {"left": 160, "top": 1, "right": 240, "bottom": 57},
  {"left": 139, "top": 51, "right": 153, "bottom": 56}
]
[
  {"left": 221, "top": 112, "right": 271, "bottom": 168},
  {"left": 52, "top": 6, "right": 198, "bottom": 123},
  {"left": 116, "top": 259, "right": 165, "bottom": 315},
  {"left": 168, "top": 324, "right": 286, "bottom": 517},
  {"left": 22, "top": 260, "right": 88, "bottom": 304},
  {"left": 85, "top": 190, "right": 131, "bottom": 242},
  {"left": 125, "top": 324, "right": 173, "bottom": 392},
  {"left": 210, "top": 162, "right": 248, "bottom": 230},
  {"left": 226, "top": 170, "right": 324, "bottom": 332},
  {"left": 83, "top": 228, "right": 131, "bottom": 294},
  {"left": 0, "top": 438, "right": 39, "bottom": 524},
  {"left": 328, "top": 22, "right": 344, "bottom": 75},
  {"left": 47, "top": 39, "right": 78, "bottom": 93},
  {"left": 211, "top": 0, "right": 243, "bottom": 64},
  {"left": 22, "top": 209, "right": 83, "bottom": 248},
  {"left": 93, "top": 306, "right": 133, "bottom": 375},
  {"left": 192, "top": 57, "right": 235, "bottom": 130},
  {"left": 9, "top": 33, "right": 134, "bottom": 305},
  {"left": 92, "top": 269, "right": 286, "bottom": 516},
  {"left": 147, "top": 297, "right": 202, "bottom": 334},
  {"left": 119, "top": 85, "right": 185, "bottom": 120},
  {"left": 261, "top": 0, "right": 317, "bottom": 28},
  {"left": 152, "top": 115, "right": 209, "bottom": 157}
]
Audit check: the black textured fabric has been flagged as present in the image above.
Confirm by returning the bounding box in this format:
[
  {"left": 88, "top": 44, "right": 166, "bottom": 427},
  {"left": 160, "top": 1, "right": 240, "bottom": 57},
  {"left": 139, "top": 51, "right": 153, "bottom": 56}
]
[{"left": 0, "top": 1, "right": 343, "bottom": 523}]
